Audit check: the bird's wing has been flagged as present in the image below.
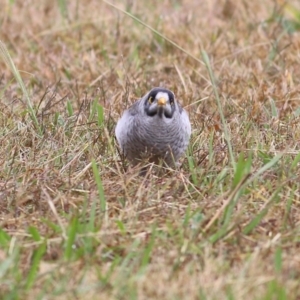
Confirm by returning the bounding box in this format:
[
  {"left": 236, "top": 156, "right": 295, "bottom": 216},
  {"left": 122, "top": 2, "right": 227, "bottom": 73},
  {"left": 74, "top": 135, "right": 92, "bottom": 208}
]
[
  {"left": 177, "top": 102, "right": 184, "bottom": 114},
  {"left": 180, "top": 107, "right": 192, "bottom": 136},
  {"left": 127, "top": 99, "right": 141, "bottom": 116}
]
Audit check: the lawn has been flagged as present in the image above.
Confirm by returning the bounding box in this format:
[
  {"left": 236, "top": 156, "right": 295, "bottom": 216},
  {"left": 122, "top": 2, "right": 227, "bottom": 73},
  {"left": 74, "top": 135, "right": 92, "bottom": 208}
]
[{"left": 1, "top": 0, "right": 300, "bottom": 299}]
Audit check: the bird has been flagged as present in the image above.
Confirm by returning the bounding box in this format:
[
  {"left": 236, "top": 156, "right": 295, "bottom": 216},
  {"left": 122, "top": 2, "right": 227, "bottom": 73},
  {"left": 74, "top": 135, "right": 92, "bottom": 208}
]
[{"left": 115, "top": 87, "right": 191, "bottom": 168}]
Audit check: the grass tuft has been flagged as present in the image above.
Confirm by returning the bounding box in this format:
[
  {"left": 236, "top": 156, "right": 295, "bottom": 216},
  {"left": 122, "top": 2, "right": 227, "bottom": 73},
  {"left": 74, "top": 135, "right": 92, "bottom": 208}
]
[{"left": 0, "top": 40, "right": 42, "bottom": 135}]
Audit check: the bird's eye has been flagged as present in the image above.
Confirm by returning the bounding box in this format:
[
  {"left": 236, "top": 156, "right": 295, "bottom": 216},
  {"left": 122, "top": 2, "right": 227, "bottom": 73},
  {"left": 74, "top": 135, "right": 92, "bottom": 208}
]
[{"left": 148, "top": 97, "right": 153, "bottom": 104}]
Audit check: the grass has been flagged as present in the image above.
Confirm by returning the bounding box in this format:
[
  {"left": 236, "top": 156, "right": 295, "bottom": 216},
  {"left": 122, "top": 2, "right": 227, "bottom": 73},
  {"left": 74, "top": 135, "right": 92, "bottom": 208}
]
[{"left": 1, "top": 0, "right": 300, "bottom": 299}]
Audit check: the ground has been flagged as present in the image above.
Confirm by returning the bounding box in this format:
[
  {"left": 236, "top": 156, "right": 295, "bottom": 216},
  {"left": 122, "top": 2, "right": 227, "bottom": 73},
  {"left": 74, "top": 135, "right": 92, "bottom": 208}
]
[{"left": 1, "top": 0, "right": 300, "bottom": 299}]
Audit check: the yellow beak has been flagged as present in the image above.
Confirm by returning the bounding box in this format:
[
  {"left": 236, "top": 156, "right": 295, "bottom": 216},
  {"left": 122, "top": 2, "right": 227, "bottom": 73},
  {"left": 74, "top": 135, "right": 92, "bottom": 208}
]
[{"left": 157, "top": 97, "right": 167, "bottom": 106}]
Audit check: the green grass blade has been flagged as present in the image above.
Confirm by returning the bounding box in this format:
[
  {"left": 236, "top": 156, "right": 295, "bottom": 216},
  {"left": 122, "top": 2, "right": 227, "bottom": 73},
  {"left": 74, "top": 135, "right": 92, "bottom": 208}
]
[
  {"left": 28, "top": 226, "right": 41, "bottom": 242},
  {"left": 290, "top": 151, "right": 300, "bottom": 171},
  {"left": 243, "top": 188, "right": 281, "bottom": 235},
  {"left": 187, "top": 155, "right": 198, "bottom": 185},
  {"left": 140, "top": 226, "right": 156, "bottom": 269},
  {"left": 115, "top": 220, "right": 126, "bottom": 235},
  {"left": 269, "top": 98, "right": 278, "bottom": 117},
  {"left": 88, "top": 196, "right": 97, "bottom": 233},
  {"left": 0, "top": 250, "right": 17, "bottom": 280},
  {"left": 66, "top": 100, "right": 74, "bottom": 116},
  {"left": 97, "top": 104, "right": 104, "bottom": 127},
  {"left": 249, "top": 153, "right": 283, "bottom": 182},
  {"left": 64, "top": 215, "right": 78, "bottom": 260},
  {"left": 0, "top": 228, "right": 11, "bottom": 247},
  {"left": 25, "top": 243, "right": 46, "bottom": 290},
  {"left": 232, "top": 152, "right": 252, "bottom": 188},
  {"left": 91, "top": 158, "right": 106, "bottom": 212},
  {"left": 57, "top": 0, "right": 69, "bottom": 20}
]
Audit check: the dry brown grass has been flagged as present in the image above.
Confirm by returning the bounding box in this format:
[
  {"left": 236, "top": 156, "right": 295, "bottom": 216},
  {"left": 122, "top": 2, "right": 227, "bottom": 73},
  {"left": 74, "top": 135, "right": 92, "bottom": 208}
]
[{"left": 1, "top": 0, "right": 300, "bottom": 299}]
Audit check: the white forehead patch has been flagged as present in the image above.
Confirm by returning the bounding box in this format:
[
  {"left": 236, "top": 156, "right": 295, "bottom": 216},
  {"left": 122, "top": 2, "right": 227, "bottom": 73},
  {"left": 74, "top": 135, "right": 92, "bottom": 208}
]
[{"left": 155, "top": 92, "right": 169, "bottom": 101}]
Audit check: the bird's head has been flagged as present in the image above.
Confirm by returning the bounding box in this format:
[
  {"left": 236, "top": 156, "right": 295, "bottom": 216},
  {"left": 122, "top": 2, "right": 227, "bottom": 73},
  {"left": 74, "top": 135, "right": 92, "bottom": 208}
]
[{"left": 144, "top": 88, "right": 176, "bottom": 119}]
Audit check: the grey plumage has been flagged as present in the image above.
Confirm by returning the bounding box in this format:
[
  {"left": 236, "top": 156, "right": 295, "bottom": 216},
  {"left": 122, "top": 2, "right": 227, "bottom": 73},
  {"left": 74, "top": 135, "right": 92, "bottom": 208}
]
[{"left": 115, "top": 87, "right": 191, "bottom": 167}]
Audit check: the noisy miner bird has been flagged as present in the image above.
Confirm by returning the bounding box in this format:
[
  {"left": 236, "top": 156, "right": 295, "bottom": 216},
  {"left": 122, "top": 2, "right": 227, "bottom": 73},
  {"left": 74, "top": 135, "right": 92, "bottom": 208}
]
[{"left": 115, "top": 87, "right": 191, "bottom": 167}]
